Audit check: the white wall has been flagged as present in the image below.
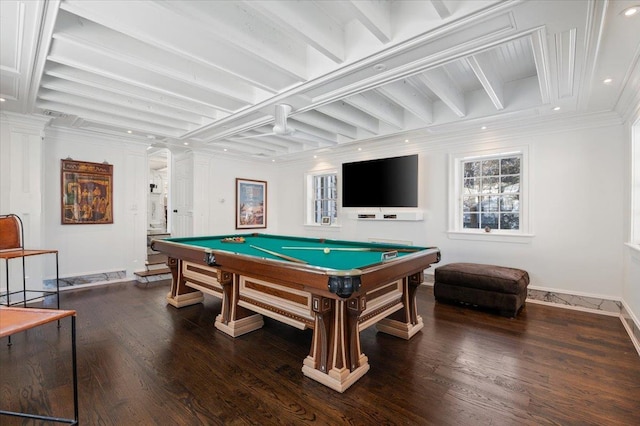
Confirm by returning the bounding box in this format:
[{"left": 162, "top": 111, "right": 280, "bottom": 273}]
[
  {"left": 0, "top": 113, "right": 50, "bottom": 292},
  {"left": 42, "top": 128, "right": 148, "bottom": 278},
  {"left": 190, "top": 152, "right": 278, "bottom": 235},
  {"left": 276, "top": 122, "right": 626, "bottom": 301}
]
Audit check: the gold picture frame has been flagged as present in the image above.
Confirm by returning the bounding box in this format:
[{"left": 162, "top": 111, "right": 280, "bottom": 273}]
[
  {"left": 236, "top": 178, "right": 266, "bottom": 229},
  {"left": 61, "top": 159, "right": 113, "bottom": 224}
]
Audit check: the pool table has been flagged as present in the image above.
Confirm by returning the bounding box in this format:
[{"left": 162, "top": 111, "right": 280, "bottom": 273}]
[{"left": 151, "top": 233, "right": 440, "bottom": 392}]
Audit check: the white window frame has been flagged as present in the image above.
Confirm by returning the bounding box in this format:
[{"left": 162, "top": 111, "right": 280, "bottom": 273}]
[
  {"left": 305, "top": 169, "right": 339, "bottom": 226},
  {"left": 448, "top": 146, "right": 533, "bottom": 243}
]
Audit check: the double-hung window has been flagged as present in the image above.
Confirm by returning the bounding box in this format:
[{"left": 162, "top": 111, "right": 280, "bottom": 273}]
[
  {"left": 462, "top": 155, "right": 521, "bottom": 230},
  {"left": 449, "top": 146, "right": 531, "bottom": 241},
  {"left": 306, "top": 171, "right": 338, "bottom": 225}
]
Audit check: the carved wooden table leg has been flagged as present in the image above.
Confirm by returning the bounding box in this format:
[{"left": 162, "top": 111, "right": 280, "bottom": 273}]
[
  {"left": 376, "top": 271, "right": 425, "bottom": 339},
  {"left": 215, "top": 272, "right": 264, "bottom": 337},
  {"left": 165, "top": 257, "right": 203, "bottom": 308},
  {"left": 302, "top": 295, "right": 369, "bottom": 392}
]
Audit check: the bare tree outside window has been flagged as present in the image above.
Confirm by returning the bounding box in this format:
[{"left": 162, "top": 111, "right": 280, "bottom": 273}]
[{"left": 462, "top": 156, "right": 521, "bottom": 230}]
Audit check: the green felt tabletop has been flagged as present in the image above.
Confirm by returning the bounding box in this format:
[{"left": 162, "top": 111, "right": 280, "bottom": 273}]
[{"left": 164, "top": 234, "right": 427, "bottom": 271}]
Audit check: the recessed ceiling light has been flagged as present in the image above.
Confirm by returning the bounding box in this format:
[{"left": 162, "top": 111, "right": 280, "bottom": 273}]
[
  {"left": 357, "top": 147, "right": 362, "bottom": 151},
  {"left": 183, "top": 142, "right": 189, "bottom": 146},
  {"left": 272, "top": 159, "right": 275, "bottom": 162},
  {"left": 481, "top": 126, "right": 487, "bottom": 130},
  {"left": 127, "top": 130, "right": 132, "bottom": 134},
  {"left": 553, "top": 106, "right": 561, "bottom": 111},
  {"left": 223, "top": 148, "right": 228, "bottom": 152},
  {"left": 404, "top": 139, "right": 409, "bottom": 143},
  {"left": 603, "top": 78, "right": 613, "bottom": 84},
  {"left": 313, "top": 155, "right": 317, "bottom": 159},
  {"left": 623, "top": 6, "right": 638, "bottom": 16},
  {"left": 0, "top": 98, "right": 6, "bottom": 102}
]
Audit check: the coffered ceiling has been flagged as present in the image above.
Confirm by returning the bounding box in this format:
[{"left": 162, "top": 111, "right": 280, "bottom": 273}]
[{"left": 1, "top": 0, "right": 639, "bottom": 160}]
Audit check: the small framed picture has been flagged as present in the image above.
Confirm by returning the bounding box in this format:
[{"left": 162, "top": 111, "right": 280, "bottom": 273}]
[
  {"left": 321, "top": 216, "right": 331, "bottom": 226},
  {"left": 236, "top": 178, "right": 267, "bottom": 229}
]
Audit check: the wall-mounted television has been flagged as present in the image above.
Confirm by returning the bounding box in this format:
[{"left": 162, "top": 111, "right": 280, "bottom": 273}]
[{"left": 342, "top": 154, "right": 418, "bottom": 208}]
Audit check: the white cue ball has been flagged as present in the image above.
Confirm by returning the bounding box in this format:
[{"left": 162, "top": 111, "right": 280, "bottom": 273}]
[{"left": 323, "top": 247, "right": 330, "bottom": 254}]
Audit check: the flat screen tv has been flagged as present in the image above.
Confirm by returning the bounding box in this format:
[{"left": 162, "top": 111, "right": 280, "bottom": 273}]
[{"left": 342, "top": 154, "right": 418, "bottom": 208}]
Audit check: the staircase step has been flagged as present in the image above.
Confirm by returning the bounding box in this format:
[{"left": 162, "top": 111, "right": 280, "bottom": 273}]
[
  {"left": 146, "top": 264, "right": 169, "bottom": 271},
  {"left": 147, "top": 253, "right": 167, "bottom": 265},
  {"left": 134, "top": 268, "right": 171, "bottom": 277}
]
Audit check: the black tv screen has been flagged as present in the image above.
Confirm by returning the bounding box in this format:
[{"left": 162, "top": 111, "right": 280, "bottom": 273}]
[{"left": 342, "top": 154, "right": 418, "bottom": 208}]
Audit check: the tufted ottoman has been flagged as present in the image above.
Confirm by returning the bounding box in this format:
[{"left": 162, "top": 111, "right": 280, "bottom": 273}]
[{"left": 434, "top": 263, "right": 529, "bottom": 317}]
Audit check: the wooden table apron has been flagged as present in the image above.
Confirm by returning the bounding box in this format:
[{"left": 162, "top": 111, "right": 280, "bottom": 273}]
[{"left": 151, "top": 237, "right": 440, "bottom": 392}]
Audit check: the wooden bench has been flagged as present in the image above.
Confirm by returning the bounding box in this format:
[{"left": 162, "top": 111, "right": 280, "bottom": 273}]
[{"left": 434, "top": 263, "right": 529, "bottom": 317}]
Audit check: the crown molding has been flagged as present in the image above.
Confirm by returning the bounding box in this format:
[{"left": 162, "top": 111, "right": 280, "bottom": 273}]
[
  {"left": 0, "top": 110, "right": 50, "bottom": 130},
  {"left": 276, "top": 109, "right": 624, "bottom": 165}
]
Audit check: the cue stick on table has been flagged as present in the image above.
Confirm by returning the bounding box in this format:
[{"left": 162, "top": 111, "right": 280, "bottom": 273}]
[
  {"left": 250, "top": 245, "right": 308, "bottom": 264},
  {"left": 281, "top": 246, "right": 419, "bottom": 253}
]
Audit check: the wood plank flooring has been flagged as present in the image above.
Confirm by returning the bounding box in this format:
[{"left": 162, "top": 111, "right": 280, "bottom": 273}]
[{"left": 1, "top": 280, "right": 639, "bottom": 425}]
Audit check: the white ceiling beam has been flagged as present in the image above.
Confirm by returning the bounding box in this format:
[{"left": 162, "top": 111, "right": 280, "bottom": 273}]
[
  {"left": 44, "top": 65, "right": 221, "bottom": 120},
  {"left": 465, "top": 55, "right": 505, "bottom": 110},
  {"left": 225, "top": 137, "right": 289, "bottom": 155},
  {"left": 36, "top": 100, "right": 184, "bottom": 137},
  {"left": 38, "top": 90, "right": 193, "bottom": 132},
  {"left": 316, "top": 102, "right": 379, "bottom": 134},
  {"left": 159, "top": 1, "right": 309, "bottom": 80},
  {"left": 53, "top": 10, "right": 267, "bottom": 105},
  {"left": 430, "top": 0, "right": 451, "bottom": 19},
  {"left": 293, "top": 110, "right": 358, "bottom": 139},
  {"left": 231, "top": 131, "right": 303, "bottom": 149},
  {"left": 284, "top": 131, "right": 333, "bottom": 147},
  {"left": 40, "top": 78, "right": 206, "bottom": 126},
  {"left": 24, "top": 0, "right": 60, "bottom": 115},
  {"left": 234, "top": 131, "right": 320, "bottom": 150},
  {"left": 416, "top": 68, "right": 466, "bottom": 117},
  {"left": 242, "top": 0, "right": 345, "bottom": 63},
  {"left": 343, "top": 91, "right": 404, "bottom": 129},
  {"left": 47, "top": 37, "right": 246, "bottom": 112},
  {"left": 60, "top": 0, "right": 302, "bottom": 91},
  {"left": 214, "top": 141, "right": 276, "bottom": 156},
  {"left": 376, "top": 79, "right": 433, "bottom": 123},
  {"left": 530, "top": 29, "right": 551, "bottom": 104},
  {"left": 288, "top": 120, "right": 339, "bottom": 143},
  {"left": 554, "top": 28, "right": 576, "bottom": 99},
  {"left": 347, "top": 0, "right": 391, "bottom": 43}
]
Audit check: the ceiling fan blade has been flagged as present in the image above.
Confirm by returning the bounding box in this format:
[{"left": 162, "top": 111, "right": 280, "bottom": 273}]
[{"left": 232, "top": 132, "right": 276, "bottom": 140}]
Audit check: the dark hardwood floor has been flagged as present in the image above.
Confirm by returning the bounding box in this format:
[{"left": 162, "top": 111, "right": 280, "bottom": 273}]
[{"left": 1, "top": 280, "right": 639, "bottom": 425}]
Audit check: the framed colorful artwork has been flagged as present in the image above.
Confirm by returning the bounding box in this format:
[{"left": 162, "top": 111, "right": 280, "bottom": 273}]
[
  {"left": 236, "top": 178, "right": 266, "bottom": 229},
  {"left": 61, "top": 159, "right": 113, "bottom": 224}
]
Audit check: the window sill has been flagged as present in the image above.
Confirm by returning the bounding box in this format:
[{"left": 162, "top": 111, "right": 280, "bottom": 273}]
[
  {"left": 625, "top": 243, "right": 640, "bottom": 262},
  {"left": 447, "top": 230, "right": 534, "bottom": 243},
  {"left": 304, "top": 224, "right": 342, "bottom": 231}
]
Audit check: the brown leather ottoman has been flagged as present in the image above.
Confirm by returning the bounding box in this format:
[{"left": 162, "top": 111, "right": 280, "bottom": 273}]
[{"left": 434, "top": 263, "right": 529, "bottom": 317}]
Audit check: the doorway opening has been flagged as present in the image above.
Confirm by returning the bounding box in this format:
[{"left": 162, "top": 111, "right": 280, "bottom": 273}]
[
  {"left": 140, "top": 147, "right": 173, "bottom": 280},
  {"left": 148, "top": 148, "right": 171, "bottom": 235}
]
